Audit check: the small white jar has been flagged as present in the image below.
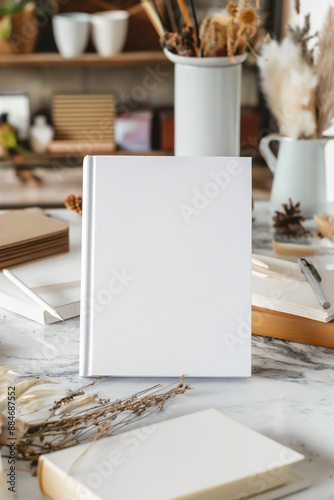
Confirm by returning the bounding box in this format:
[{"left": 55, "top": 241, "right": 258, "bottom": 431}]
[{"left": 29, "top": 115, "right": 54, "bottom": 154}]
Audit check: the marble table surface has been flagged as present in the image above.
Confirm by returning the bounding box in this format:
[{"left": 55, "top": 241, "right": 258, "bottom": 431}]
[{"left": 1, "top": 203, "right": 334, "bottom": 500}]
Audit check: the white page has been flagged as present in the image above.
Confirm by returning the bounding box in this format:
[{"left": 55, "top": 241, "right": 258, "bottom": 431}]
[{"left": 81, "top": 156, "right": 252, "bottom": 377}]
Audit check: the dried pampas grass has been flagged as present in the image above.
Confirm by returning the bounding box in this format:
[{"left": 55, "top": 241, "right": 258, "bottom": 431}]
[
  {"left": 316, "top": 6, "right": 334, "bottom": 134},
  {"left": 258, "top": 38, "right": 317, "bottom": 139},
  {"left": 191, "top": 1, "right": 260, "bottom": 60},
  {"left": 295, "top": 0, "right": 300, "bottom": 15},
  {"left": 258, "top": 6, "right": 334, "bottom": 139}
]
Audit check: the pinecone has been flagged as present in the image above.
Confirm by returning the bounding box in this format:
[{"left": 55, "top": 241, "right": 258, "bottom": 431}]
[
  {"left": 65, "top": 194, "right": 82, "bottom": 215},
  {"left": 273, "top": 199, "right": 309, "bottom": 236}
]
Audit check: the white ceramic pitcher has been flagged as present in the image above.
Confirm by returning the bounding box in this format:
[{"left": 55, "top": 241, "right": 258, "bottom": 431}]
[{"left": 260, "top": 134, "right": 331, "bottom": 217}]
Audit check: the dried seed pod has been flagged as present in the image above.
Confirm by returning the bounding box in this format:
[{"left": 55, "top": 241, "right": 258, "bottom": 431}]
[{"left": 65, "top": 194, "right": 82, "bottom": 215}]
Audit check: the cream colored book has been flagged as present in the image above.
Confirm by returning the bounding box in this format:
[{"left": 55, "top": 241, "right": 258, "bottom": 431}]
[{"left": 38, "top": 409, "right": 307, "bottom": 500}]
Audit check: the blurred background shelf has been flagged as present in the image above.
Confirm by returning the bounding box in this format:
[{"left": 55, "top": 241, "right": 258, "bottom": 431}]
[
  {"left": 0, "top": 150, "right": 171, "bottom": 168},
  {"left": 0, "top": 51, "right": 170, "bottom": 67},
  {"left": 0, "top": 161, "right": 272, "bottom": 210},
  {"left": 0, "top": 166, "right": 83, "bottom": 209},
  {"left": 0, "top": 0, "right": 277, "bottom": 209},
  {"left": 0, "top": 149, "right": 173, "bottom": 209}
]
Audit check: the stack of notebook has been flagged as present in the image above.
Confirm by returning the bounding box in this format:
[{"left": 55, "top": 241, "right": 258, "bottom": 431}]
[
  {"left": 0, "top": 212, "right": 80, "bottom": 324},
  {"left": 252, "top": 254, "right": 334, "bottom": 347},
  {"left": 0, "top": 210, "right": 69, "bottom": 269}
]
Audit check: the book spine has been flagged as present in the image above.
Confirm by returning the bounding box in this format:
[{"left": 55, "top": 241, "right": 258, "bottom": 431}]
[
  {"left": 80, "top": 156, "right": 95, "bottom": 376},
  {"left": 38, "top": 456, "right": 96, "bottom": 500}
]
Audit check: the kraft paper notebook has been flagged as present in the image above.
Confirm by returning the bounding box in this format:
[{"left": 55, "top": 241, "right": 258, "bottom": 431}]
[
  {"left": 80, "top": 156, "right": 251, "bottom": 377},
  {"left": 0, "top": 210, "right": 69, "bottom": 269},
  {"left": 38, "top": 409, "right": 308, "bottom": 500},
  {"left": 0, "top": 217, "right": 81, "bottom": 324}
]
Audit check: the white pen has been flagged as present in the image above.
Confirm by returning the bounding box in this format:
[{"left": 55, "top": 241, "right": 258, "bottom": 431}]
[
  {"left": 297, "top": 258, "right": 330, "bottom": 310},
  {"left": 2, "top": 268, "right": 64, "bottom": 321}
]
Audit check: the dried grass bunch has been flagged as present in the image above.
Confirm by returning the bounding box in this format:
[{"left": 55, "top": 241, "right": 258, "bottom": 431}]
[
  {"left": 316, "top": 6, "right": 334, "bottom": 134},
  {"left": 258, "top": 35, "right": 317, "bottom": 139},
  {"left": 160, "top": 0, "right": 261, "bottom": 60},
  {"left": 0, "top": 367, "right": 190, "bottom": 465},
  {"left": 199, "top": 1, "right": 260, "bottom": 60},
  {"left": 258, "top": 3, "right": 334, "bottom": 139}
]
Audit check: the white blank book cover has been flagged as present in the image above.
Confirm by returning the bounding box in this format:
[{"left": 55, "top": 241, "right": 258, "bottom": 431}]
[{"left": 80, "top": 155, "right": 251, "bottom": 377}]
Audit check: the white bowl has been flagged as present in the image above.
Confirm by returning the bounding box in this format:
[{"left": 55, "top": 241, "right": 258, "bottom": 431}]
[
  {"left": 91, "top": 11, "right": 129, "bottom": 57},
  {"left": 53, "top": 13, "right": 91, "bottom": 58}
]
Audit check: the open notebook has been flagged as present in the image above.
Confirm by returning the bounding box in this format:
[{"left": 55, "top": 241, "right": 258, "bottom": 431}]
[
  {"left": 252, "top": 254, "right": 334, "bottom": 322},
  {"left": 0, "top": 216, "right": 81, "bottom": 324}
]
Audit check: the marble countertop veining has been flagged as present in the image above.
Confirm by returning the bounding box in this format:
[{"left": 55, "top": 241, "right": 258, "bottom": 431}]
[{"left": 1, "top": 204, "right": 334, "bottom": 499}]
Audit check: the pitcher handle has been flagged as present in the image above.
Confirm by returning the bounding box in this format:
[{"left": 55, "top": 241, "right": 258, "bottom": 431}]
[{"left": 259, "top": 134, "right": 283, "bottom": 174}]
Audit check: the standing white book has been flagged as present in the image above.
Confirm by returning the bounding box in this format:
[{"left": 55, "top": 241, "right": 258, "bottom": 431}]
[
  {"left": 38, "top": 409, "right": 308, "bottom": 500},
  {"left": 80, "top": 155, "right": 252, "bottom": 377}
]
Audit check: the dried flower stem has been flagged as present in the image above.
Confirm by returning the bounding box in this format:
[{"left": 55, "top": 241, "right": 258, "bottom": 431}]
[
  {"left": 295, "top": 0, "right": 300, "bottom": 14},
  {"left": 12, "top": 377, "right": 191, "bottom": 463}
]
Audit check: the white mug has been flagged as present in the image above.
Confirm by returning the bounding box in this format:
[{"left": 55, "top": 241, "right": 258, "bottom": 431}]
[
  {"left": 53, "top": 13, "right": 91, "bottom": 58},
  {"left": 91, "top": 11, "right": 129, "bottom": 57}
]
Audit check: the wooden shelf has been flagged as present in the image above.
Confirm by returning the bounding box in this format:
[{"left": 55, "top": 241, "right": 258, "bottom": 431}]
[
  {"left": 0, "top": 150, "right": 172, "bottom": 167},
  {"left": 0, "top": 51, "right": 170, "bottom": 67}
]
